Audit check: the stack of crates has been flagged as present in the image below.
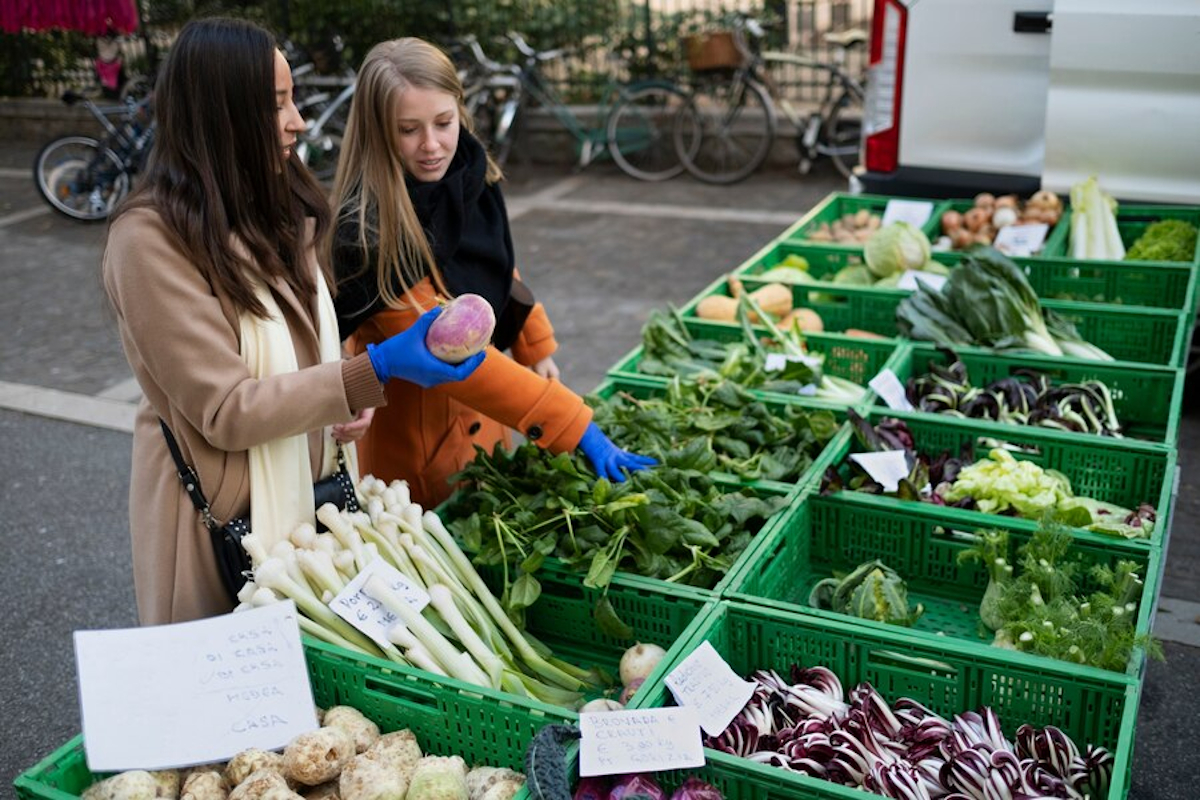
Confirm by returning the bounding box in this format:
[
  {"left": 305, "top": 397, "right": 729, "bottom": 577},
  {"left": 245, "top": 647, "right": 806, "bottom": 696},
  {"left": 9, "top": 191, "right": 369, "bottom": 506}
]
[{"left": 15, "top": 192, "right": 1197, "bottom": 800}]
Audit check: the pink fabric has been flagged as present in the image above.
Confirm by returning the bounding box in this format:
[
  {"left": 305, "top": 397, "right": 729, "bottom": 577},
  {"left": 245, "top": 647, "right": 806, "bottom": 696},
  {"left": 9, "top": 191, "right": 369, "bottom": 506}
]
[
  {"left": 1, "top": 0, "right": 139, "bottom": 35},
  {"left": 95, "top": 56, "right": 121, "bottom": 89}
]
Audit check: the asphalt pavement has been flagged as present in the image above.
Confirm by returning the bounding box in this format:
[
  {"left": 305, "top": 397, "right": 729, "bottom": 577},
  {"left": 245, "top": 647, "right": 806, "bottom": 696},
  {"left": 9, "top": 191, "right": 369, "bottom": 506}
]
[{"left": 1, "top": 141, "right": 1197, "bottom": 799}]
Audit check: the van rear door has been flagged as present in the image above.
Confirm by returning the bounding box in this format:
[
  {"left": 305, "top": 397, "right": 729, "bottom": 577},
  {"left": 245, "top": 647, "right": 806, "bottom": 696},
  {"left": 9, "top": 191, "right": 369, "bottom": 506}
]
[
  {"left": 1041, "top": 0, "right": 1200, "bottom": 203},
  {"left": 861, "top": 0, "right": 1053, "bottom": 196}
]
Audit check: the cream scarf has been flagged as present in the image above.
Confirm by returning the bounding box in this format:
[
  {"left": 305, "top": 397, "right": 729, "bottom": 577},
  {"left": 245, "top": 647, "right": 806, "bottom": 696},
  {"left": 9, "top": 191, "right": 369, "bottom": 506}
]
[{"left": 239, "top": 274, "right": 357, "bottom": 552}]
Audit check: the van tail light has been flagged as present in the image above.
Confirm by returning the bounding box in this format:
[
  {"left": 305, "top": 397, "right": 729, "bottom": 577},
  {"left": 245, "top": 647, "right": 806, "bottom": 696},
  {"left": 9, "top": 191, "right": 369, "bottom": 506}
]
[{"left": 863, "top": 0, "right": 908, "bottom": 173}]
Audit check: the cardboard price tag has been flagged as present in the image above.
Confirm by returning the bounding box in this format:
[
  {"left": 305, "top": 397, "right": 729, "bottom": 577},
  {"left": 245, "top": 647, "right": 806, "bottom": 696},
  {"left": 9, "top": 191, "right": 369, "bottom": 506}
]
[
  {"left": 333, "top": 558, "right": 430, "bottom": 647},
  {"left": 896, "top": 270, "right": 948, "bottom": 292},
  {"left": 881, "top": 199, "right": 935, "bottom": 228},
  {"left": 993, "top": 223, "right": 1049, "bottom": 257},
  {"left": 869, "top": 369, "right": 914, "bottom": 411},
  {"left": 849, "top": 450, "right": 911, "bottom": 492},
  {"left": 75, "top": 601, "right": 318, "bottom": 771},
  {"left": 664, "top": 641, "right": 756, "bottom": 736},
  {"left": 578, "top": 707, "right": 705, "bottom": 777}
]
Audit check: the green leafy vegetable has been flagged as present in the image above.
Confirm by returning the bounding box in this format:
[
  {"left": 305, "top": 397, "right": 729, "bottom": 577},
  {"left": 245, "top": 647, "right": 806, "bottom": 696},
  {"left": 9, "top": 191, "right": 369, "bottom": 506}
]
[
  {"left": 864, "top": 221, "right": 932, "bottom": 277},
  {"left": 808, "top": 559, "right": 924, "bottom": 626},
  {"left": 1124, "top": 218, "right": 1198, "bottom": 262}
]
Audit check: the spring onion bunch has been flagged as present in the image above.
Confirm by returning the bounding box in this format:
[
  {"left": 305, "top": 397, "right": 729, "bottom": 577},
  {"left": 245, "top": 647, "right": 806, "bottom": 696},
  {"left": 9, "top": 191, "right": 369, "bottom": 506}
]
[{"left": 236, "top": 476, "right": 600, "bottom": 708}]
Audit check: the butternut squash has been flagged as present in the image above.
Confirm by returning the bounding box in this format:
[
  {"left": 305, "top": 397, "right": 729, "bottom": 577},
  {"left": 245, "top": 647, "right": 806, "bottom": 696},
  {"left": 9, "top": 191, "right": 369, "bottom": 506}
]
[{"left": 695, "top": 295, "right": 739, "bottom": 321}]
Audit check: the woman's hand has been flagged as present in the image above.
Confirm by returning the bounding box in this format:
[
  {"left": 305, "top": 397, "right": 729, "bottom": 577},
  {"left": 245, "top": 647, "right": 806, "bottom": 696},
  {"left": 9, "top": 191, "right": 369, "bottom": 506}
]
[
  {"left": 531, "top": 356, "right": 560, "bottom": 380},
  {"left": 332, "top": 407, "right": 375, "bottom": 444}
]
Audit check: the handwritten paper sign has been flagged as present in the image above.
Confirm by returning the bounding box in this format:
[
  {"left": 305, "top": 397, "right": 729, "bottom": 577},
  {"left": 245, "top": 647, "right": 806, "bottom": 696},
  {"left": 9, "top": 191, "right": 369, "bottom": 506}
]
[
  {"left": 881, "top": 199, "right": 935, "bottom": 228},
  {"left": 849, "top": 450, "right": 911, "bottom": 492},
  {"left": 664, "top": 641, "right": 756, "bottom": 736},
  {"left": 333, "top": 558, "right": 430, "bottom": 647},
  {"left": 578, "top": 707, "right": 705, "bottom": 777},
  {"left": 896, "top": 270, "right": 948, "bottom": 292},
  {"left": 993, "top": 223, "right": 1049, "bottom": 257},
  {"left": 75, "top": 601, "right": 318, "bottom": 771},
  {"left": 869, "top": 369, "right": 914, "bottom": 411}
]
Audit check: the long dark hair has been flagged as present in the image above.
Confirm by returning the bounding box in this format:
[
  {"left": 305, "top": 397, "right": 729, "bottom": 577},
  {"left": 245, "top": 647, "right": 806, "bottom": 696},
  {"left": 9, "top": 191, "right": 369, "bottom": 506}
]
[{"left": 113, "top": 17, "right": 332, "bottom": 317}]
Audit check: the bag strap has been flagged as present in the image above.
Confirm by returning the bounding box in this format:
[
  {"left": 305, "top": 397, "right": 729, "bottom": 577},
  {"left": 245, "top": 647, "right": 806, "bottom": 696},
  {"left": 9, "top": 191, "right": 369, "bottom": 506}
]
[{"left": 158, "top": 418, "right": 222, "bottom": 533}]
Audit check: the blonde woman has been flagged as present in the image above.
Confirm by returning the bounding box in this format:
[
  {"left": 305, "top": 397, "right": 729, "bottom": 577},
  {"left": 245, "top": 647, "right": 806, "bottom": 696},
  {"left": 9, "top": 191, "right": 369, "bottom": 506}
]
[
  {"left": 331, "top": 37, "right": 653, "bottom": 507},
  {"left": 103, "top": 20, "right": 481, "bottom": 624}
]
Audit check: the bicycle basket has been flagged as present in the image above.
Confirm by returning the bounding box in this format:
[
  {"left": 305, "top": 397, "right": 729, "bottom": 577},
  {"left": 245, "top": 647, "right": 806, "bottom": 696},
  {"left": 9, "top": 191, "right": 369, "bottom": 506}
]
[{"left": 683, "top": 31, "right": 746, "bottom": 72}]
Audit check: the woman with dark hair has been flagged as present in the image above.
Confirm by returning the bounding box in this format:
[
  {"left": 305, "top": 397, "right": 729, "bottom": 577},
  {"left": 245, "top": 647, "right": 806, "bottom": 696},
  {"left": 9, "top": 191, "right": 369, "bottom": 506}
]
[{"left": 102, "top": 18, "right": 481, "bottom": 625}]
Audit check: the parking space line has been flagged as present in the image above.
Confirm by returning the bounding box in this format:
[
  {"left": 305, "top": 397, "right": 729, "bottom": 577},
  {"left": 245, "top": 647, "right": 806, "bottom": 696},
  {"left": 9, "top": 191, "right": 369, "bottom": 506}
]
[
  {"left": 0, "top": 205, "right": 51, "bottom": 228},
  {"left": 546, "top": 198, "right": 800, "bottom": 226},
  {"left": 95, "top": 376, "right": 143, "bottom": 403},
  {"left": 0, "top": 167, "right": 29, "bottom": 179},
  {"left": 506, "top": 176, "right": 587, "bottom": 220},
  {"left": 0, "top": 380, "right": 134, "bottom": 433}
]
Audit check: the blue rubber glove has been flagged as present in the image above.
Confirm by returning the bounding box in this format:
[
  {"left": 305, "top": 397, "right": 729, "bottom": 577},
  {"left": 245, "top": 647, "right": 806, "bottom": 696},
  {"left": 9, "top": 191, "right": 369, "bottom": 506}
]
[
  {"left": 366, "top": 306, "right": 486, "bottom": 388},
  {"left": 577, "top": 423, "right": 657, "bottom": 483}
]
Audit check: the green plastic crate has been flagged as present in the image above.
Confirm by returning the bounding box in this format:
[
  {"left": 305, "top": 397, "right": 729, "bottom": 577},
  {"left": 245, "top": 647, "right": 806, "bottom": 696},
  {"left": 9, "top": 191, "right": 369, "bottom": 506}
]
[
  {"left": 608, "top": 316, "right": 902, "bottom": 407},
  {"left": 589, "top": 376, "right": 846, "bottom": 493},
  {"left": 822, "top": 408, "right": 1175, "bottom": 548},
  {"left": 927, "top": 247, "right": 1196, "bottom": 312},
  {"left": 775, "top": 191, "right": 948, "bottom": 244},
  {"left": 684, "top": 276, "right": 1188, "bottom": 367},
  {"left": 1043, "top": 204, "right": 1200, "bottom": 266},
  {"left": 726, "top": 492, "right": 1161, "bottom": 679},
  {"left": 14, "top": 637, "right": 578, "bottom": 800},
  {"left": 888, "top": 342, "right": 1186, "bottom": 445},
  {"left": 934, "top": 197, "right": 1068, "bottom": 256},
  {"left": 13, "top": 567, "right": 711, "bottom": 800},
  {"left": 637, "top": 600, "right": 1140, "bottom": 800}
]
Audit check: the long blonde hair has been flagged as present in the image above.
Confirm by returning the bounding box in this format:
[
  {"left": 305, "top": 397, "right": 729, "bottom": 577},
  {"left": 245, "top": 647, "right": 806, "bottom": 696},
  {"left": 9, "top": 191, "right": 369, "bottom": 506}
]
[{"left": 329, "top": 37, "right": 502, "bottom": 310}]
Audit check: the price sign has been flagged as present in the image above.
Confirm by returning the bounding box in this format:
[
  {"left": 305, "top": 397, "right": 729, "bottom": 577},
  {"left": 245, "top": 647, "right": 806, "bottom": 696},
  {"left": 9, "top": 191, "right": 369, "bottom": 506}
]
[
  {"left": 881, "top": 199, "right": 935, "bottom": 228},
  {"left": 993, "top": 223, "right": 1049, "bottom": 256},
  {"left": 75, "top": 601, "right": 318, "bottom": 771},
  {"left": 333, "top": 558, "right": 430, "bottom": 647},
  {"left": 849, "top": 450, "right": 911, "bottom": 492},
  {"left": 869, "top": 369, "right": 914, "bottom": 411},
  {"left": 578, "top": 707, "right": 705, "bottom": 777},
  {"left": 896, "top": 270, "right": 948, "bottom": 292},
  {"left": 665, "top": 641, "right": 756, "bottom": 736}
]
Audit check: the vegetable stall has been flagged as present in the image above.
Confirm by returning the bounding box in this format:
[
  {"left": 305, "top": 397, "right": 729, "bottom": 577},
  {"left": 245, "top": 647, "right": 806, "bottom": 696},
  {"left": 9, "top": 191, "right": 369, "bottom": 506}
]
[{"left": 14, "top": 182, "right": 1195, "bottom": 800}]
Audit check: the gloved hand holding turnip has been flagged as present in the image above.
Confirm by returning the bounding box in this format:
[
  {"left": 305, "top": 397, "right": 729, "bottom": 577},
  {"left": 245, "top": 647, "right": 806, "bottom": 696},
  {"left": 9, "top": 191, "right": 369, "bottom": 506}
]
[
  {"left": 577, "top": 423, "right": 656, "bottom": 483},
  {"left": 366, "top": 305, "right": 486, "bottom": 388}
]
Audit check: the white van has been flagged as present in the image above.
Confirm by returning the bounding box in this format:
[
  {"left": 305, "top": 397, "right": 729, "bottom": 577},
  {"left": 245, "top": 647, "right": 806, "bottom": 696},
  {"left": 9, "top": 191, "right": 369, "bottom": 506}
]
[{"left": 856, "top": 0, "right": 1200, "bottom": 203}]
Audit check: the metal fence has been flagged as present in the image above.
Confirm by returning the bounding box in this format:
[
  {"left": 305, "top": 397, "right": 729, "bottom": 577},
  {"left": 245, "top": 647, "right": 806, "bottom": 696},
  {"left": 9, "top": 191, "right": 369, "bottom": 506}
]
[{"left": 11, "top": 0, "right": 873, "bottom": 103}]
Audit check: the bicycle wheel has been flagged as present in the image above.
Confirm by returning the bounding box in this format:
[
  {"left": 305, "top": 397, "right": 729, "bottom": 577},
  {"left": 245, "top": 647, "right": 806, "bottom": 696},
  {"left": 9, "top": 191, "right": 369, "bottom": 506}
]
[
  {"left": 674, "top": 73, "right": 776, "bottom": 185},
  {"left": 822, "top": 85, "right": 864, "bottom": 179},
  {"left": 34, "top": 135, "right": 129, "bottom": 221},
  {"left": 606, "top": 84, "right": 689, "bottom": 182},
  {"left": 468, "top": 87, "right": 518, "bottom": 168}
]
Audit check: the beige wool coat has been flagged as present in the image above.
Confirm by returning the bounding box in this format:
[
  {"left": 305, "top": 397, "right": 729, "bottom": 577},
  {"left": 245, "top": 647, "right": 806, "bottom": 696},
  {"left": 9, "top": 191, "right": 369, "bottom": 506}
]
[{"left": 103, "top": 208, "right": 385, "bottom": 625}]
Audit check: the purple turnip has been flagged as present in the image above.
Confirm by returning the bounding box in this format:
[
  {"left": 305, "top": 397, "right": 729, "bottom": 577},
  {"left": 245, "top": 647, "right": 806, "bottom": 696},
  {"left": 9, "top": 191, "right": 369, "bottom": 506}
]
[{"left": 425, "top": 294, "right": 495, "bottom": 363}]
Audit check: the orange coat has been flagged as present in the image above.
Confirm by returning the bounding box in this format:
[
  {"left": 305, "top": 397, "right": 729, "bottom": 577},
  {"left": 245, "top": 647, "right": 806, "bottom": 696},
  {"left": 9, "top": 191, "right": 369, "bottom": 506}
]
[{"left": 350, "top": 277, "right": 592, "bottom": 508}]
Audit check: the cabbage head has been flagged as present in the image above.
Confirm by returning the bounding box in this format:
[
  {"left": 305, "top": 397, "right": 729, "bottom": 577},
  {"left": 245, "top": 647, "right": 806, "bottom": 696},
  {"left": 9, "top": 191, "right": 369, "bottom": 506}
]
[{"left": 864, "top": 221, "right": 931, "bottom": 277}]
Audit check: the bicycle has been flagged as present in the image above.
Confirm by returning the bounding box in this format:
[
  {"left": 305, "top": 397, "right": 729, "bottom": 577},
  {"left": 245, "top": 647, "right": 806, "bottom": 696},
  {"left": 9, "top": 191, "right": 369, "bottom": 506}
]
[
  {"left": 674, "top": 14, "right": 867, "bottom": 185},
  {"left": 34, "top": 89, "right": 155, "bottom": 222},
  {"left": 288, "top": 38, "right": 356, "bottom": 182},
  {"left": 459, "top": 32, "right": 690, "bottom": 182}
]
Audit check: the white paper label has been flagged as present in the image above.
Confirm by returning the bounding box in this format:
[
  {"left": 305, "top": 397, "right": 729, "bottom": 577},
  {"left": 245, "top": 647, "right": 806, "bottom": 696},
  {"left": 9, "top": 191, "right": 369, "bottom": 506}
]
[
  {"left": 333, "top": 558, "right": 430, "bottom": 647},
  {"left": 881, "top": 199, "right": 935, "bottom": 228},
  {"left": 896, "top": 270, "right": 948, "bottom": 292},
  {"left": 75, "top": 601, "right": 318, "bottom": 771},
  {"left": 993, "top": 223, "right": 1049, "bottom": 257},
  {"left": 578, "top": 707, "right": 706, "bottom": 777},
  {"left": 849, "top": 449, "right": 911, "bottom": 492},
  {"left": 664, "top": 641, "right": 756, "bottom": 736},
  {"left": 868, "top": 369, "right": 914, "bottom": 411},
  {"left": 764, "top": 352, "right": 824, "bottom": 373}
]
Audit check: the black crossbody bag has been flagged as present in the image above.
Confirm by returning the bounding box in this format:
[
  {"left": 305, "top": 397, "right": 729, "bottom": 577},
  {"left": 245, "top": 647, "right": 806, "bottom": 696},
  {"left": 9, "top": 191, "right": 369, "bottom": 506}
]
[{"left": 159, "top": 419, "right": 359, "bottom": 602}]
